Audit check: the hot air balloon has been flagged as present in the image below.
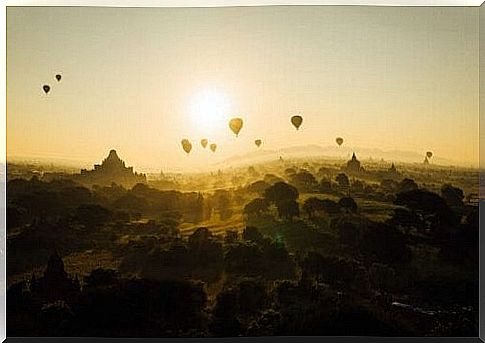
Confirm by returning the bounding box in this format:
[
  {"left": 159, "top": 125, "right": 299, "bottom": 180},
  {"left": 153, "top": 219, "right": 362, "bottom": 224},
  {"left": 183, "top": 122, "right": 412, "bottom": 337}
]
[
  {"left": 181, "top": 139, "right": 192, "bottom": 154},
  {"left": 426, "top": 151, "right": 433, "bottom": 158},
  {"left": 229, "top": 118, "right": 243, "bottom": 137},
  {"left": 43, "top": 85, "right": 50, "bottom": 94},
  {"left": 55, "top": 74, "right": 62, "bottom": 82},
  {"left": 255, "top": 139, "right": 262, "bottom": 148},
  {"left": 336, "top": 137, "right": 344, "bottom": 146},
  {"left": 210, "top": 143, "right": 217, "bottom": 152},
  {"left": 201, "top": 139, "right": 208, "bottom": 148},
  {"left": 291, "top": 115, "right": 303, "bottom": 130}
]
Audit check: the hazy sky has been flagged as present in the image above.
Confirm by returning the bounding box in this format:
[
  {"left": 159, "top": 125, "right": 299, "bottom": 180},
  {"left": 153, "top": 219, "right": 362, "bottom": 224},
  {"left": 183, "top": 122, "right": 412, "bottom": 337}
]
[{"left": 7, "top": 6, "right": 479, "bottom": 171}]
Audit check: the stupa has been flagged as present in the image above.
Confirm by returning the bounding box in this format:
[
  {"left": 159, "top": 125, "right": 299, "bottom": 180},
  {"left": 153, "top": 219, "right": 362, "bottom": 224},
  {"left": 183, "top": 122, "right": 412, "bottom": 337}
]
[
  {"left": 76, "top": 149, "right": 146, "bottom": 188},
  {"left": 345, "top": 152, "right": 364, "bottom": 173}
]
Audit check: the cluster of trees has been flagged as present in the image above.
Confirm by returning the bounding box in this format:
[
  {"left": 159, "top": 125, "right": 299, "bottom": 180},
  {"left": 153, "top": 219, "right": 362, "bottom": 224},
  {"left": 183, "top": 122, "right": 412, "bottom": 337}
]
[
  {"left": 8, "top": 254, "right": 207, "bottom": 337},
  {"left": 6, "top": 177, "right": 210, "bottom": 276},
  {"left": 7, "top": 178, "right": 207, "bottom": 233},
  {"left": 119, "top": 226, "right": 296, "bottom": 284},
  {"left": 6, "top": 163, "right": 479, "bottom": 337},
  {"left": 244, "top": 182, "right": 299, "bottom": 220}
]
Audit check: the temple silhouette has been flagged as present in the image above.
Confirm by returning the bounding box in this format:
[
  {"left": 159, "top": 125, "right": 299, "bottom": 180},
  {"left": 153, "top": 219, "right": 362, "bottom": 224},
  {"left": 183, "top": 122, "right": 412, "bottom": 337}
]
[
  {"left": 344, "top": 152, "right": 365, "bottom": 173},
  {"left": 75, "top": 149, "right": 146, "bottom": 188}
]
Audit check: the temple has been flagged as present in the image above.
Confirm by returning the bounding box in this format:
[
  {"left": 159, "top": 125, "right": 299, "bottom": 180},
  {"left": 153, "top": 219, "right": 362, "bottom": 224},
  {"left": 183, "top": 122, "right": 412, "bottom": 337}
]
[
  {"left": 388, "top": 163, "right": 399, "bottom": 175},
  {"left": 345, "top": 152, "right": 365, "bottom": 173},
  {"left": 75, "top": 149, "right": 146, "bottom": 188},
  {"left": 29, "top": 252, "right": 81, "bottom": 303}
]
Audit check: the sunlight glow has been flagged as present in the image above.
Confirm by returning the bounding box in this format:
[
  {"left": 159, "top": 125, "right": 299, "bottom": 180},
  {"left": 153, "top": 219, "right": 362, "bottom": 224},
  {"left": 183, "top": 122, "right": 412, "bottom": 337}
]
[{"left": 188, "top": 88, "right": 230, "bottom": 135}]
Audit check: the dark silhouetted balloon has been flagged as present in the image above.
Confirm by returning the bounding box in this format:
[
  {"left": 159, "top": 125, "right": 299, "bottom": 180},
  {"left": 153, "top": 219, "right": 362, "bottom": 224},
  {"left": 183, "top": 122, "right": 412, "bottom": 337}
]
[
  {"left": 291, "top": 115, "right": 303, "bottom": 130},
  {"left": 210, "top": 143, "right": 217, "bottom": 152},
  {"left": 181, "top": 139, "right": 192, "bottom": 154},
  {"left": 201, "top": 139, "right": 208, "bottom": 148},
  {"left": 55, "top": 74, "right": 62, "bottom": 82},
  {"left": 43, "top": 85, "right": 50, "bottom": 94},
  {"left": 426, "top": 151, "right": 433, "bottom": 158},
  {"left": 255, "top": 139, "right": 262, "bottom": 147},
  {"left": 336, "top": 137, "right": 344, "bottom": 146},
  {"left": 229, "top": 118, "right": 243, "bottom": 136}
]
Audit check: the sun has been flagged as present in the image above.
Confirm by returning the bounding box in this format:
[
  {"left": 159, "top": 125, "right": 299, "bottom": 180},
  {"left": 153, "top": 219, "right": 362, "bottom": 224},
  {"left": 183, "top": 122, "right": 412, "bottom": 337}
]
[{"left": 189, "top": 88, "right": 230, "bottom": 134}]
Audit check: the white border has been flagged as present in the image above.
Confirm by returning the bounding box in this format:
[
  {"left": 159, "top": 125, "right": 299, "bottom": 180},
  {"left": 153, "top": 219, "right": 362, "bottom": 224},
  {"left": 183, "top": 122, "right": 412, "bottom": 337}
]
[
  {"left": 1, "top": 0, "right": 6, "bottom": 341},
  {"left": 1, "top": 1, "right": 483, "bottom": 342},
  {"left": 4, "top": 0, "right": 485, "bottom": 7}
]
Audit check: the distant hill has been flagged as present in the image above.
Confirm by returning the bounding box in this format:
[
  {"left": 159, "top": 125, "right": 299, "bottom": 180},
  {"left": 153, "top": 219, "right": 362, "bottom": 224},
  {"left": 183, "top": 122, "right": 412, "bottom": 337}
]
[
  {"left": 216, "top": 145, "right": 476, "bottom": 169},
  {"left": 7, "top": 155, "right": 90, "bottom": 170}
]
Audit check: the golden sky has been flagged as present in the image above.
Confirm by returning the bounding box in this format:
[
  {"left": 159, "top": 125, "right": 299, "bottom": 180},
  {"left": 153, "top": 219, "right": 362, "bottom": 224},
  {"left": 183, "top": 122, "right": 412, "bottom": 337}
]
[{"left": 7, "top": 6, "right": 479, "bottom": 171}]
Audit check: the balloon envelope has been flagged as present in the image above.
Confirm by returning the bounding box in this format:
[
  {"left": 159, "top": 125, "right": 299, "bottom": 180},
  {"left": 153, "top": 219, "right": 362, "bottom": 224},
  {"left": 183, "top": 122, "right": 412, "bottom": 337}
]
[
  {"left": 336, "top": 137, "right": 344, "bottom": 146},
  {"left": 229, "top": 118, "right": 243, "bottom": 136},
  {"left": 255, "top": 139, "right": 262, "bottom": 147},
  {"left": 43, "top": 85, "right": 50, "bottom": 94},
  {"left": 55, "top": 74, "right": 62, "bottom": 82},
  {"left": 210, "top": 143, "right": 217, "bottom": 152},
  {"left": 181, "top": 139, "right": 192, "bottom": 154},
  {"left": 291, "top": 115, "right": 303, "bottom": 130},
  {"left": 426, "top": 151, "right": 433, "bottom": 158},
  {"left": 201, "top": 139, "right": 208, "bottom": 148}
]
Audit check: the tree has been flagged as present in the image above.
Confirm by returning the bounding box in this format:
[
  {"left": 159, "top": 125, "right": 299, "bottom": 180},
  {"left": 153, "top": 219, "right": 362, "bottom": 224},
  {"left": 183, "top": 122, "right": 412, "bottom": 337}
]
[
  {"left": 242, "top": 226, "right": 265, "bottom": 244},
  {"left": 351, "top": 180, "right": 364, "bottom": 193},
  {"left": 397, "top": 178, "right": 418, "bottom": 193},
  {"left": 290, "top": 171, "right": 318, "bottom": 192},
  {"left": 74, "top": 204, "right": 112, "bottom": 229},
  {"left": 302, "top": 197, "right": 323, "bottom": 218},
  {"left": 225, "top": 230, "right": 238, "bottom": 244},
  {"left": 7, "top": 205, "right": 26, "bottom": 231},
  {"left": 320, "top": 199, "right": 341, "bottom": 216},
  {"left": 336, "top": 173, "right": 350, "bottom": 188},
  {"left": 299, "top": 252, "right": 360, "bottom": 289},
  {"left": 246, "top": 180, "right": 270, "bottom": 195},
  {"left": 302, "top": 197, "right": 339, "bottom": 218},
  {"left": 131, "top": 182, "right": 153, "bottom": 196},
  {"left": 224, "top": 242, "right": 264, "bottom": 275},
  {"left": 440, "top": 184, "right": 464, "bottom": 209},
  {"left": 59, "top": 186, "right": 92, "bottom": 208},
  {"left": 380, "top": 179, "right": 397, "bottom": 193},
  {"left": 263, "top": 182, "right": 299, "bottom": 204},
  {"left": 369, "top": 263, "right": 396, "bottom": 291},
  {"left": 210, "top": 289, "right": 241, "bottom": 337},
  {"left": 276, "top": 200, "right": 300, "bottom": 220},
  {"left": 188, "top": 227, "right": 223, "bottom": 268},
  {"left": 212, "top": 190, "right": 232, "bottom": 220},
  {"left": 263, "top": 174, "right": 285, "bottom": 185},
  {"left": 84, "top": 268, "right": 120, "bottom": 290},
  {"left": 339, "top": 196, "right": 358, "bottom": 214},
  {"left": 317, "top": 166, "right": 331, "bottom": 177},
  {"left": 394, "top": 189, "right": 458, "bottom": 229},
  {"left": 359, "top": 223, "right": 411, "bottom": 265},
  {"left": 238, "top": 279, "right": 268, "bottom": 314},
  {"left": 387, "top": 208, "right": 422, "bottom": 233},
  {"left": 113, "top": 193, "right": 148, "bottom": 212},
  {"left": 188, "top": 227, "right": 212, "bottom": 247},
  {"left": 338, "top": 221, "right": 360, "bottom": 245},
  {"left": 243, "top": 198, "right": 269, "bottom": 218},
  {"left": 319, "top": 179, "right": 332, "bottom": 193}
]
